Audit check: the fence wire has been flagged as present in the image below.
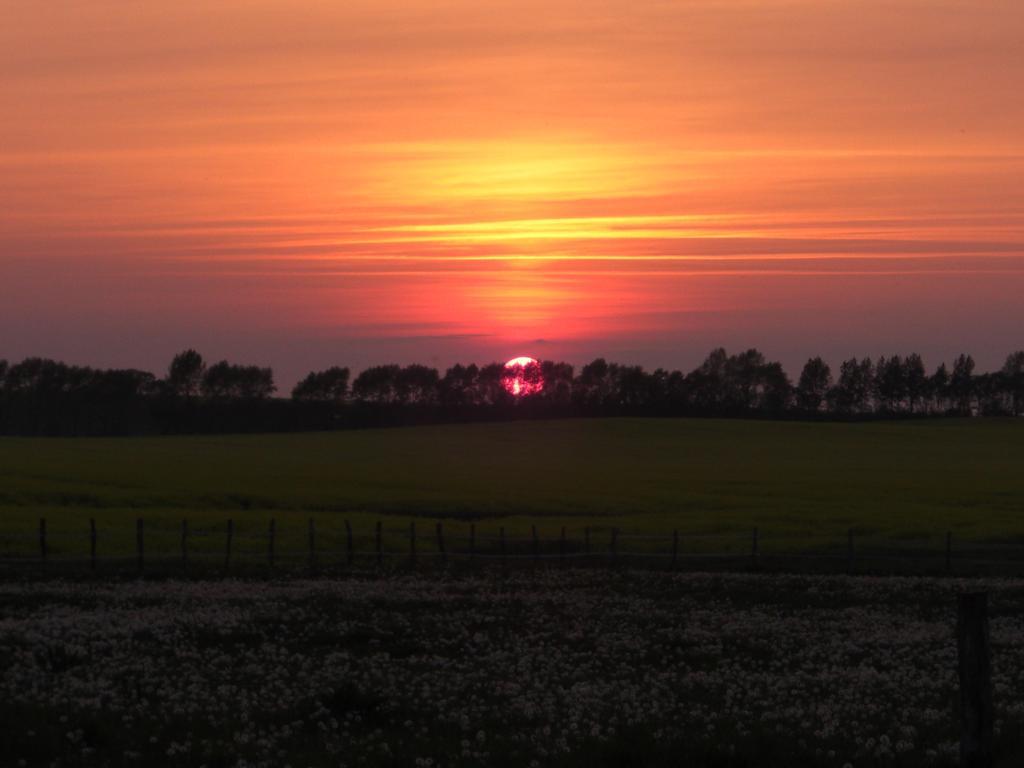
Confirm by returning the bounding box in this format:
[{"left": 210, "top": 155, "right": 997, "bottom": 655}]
[{"left": 4, "top": 518, "right": 1024, "bottom": 576}]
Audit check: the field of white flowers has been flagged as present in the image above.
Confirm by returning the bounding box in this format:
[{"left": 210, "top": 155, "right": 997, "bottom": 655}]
[{"left": 2, "top": 571, "right": 1023, "bottom": 767}]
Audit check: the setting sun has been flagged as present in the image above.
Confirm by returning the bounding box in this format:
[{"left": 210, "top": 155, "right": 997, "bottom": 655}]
[{"left": 502, "top": 357, "right": 543, "bottom": 396}]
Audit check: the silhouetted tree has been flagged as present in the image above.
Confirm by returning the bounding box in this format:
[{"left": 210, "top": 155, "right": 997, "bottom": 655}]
[
  {"left": 397, "top": 365, "right": 440, "bottom": 405},
  {"left": 539, "top": 361, "right": 574, "bottom": 407},
  {"left": 830, "top": 358, "right": 874, "bottom": 414},
  {"left": 517, "top": 360, "right": 544, "bottom": 398},
  {"left": 0, "top": 358, "right": 163, "bottom": 435},
  {"left": 201, "top": 362, "right": 233, "bottom": 398},
  {"left": 974, "top": 371, "right": 1009, "bottom": 415},
  {"left": 1001, "top": 351, "right": 1024, "bottom": 416},
  {"left": 796, "top": 357, "right": 832, "bottom": 412},
  {"left": 4, "top": 358, "right": 85, "bottom": 394},
  {"left": 166, "top": 349, "right": 206, "bottom": 398},
  {"left": 476, "top": 363, "right": 513, "bottom": 407},
  {"left": 292, "top": 366, "right": 350, "bottom": 402},
  {"left": 658, "top": 368, "right": 688, "bottom": 413},
  {"left": 929, "top": 363, "right": 951, "bottom": 413},
  {"left": 875, "top": 355, "right": 907, "bottom": 413},
  {"left": 686, "top": 348, "right": 729, "bottom": 411},
  {"left": 352, "top": 365, "right": 401, "bottom": 404},
  {"left": 8, "top": 346, "right": 1024, "bottom": 436},
  {"left": 950, "top": 354, "right": 976, "bottom": 415},
  {"left": 610, "top": 364, "right": 653, "bottom": 410},
  {"left": 440, "top": 364, "right": 480, "bottom": 408},
  {"left": 725, "top": 349, "right": 767, "bottom": 410},
  {"left": 201, "top": 361, "right": 275, "bottom": 399},
  {"left": 905, "top": 354, "right": 927, "bottom": 413},
  {"left": 757, "top": 361, "right": 792, "bottom": 412},
  {"left": 574, "top": 358, "right": 614, "bottom": 410},
  {"left": 90, "top": 369, "right": 157, "bottom": 398}
]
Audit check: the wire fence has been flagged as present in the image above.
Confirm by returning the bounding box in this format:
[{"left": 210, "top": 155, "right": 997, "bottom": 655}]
[{"left": 2, "top": 516, "right": 1024, "bottom": 578}]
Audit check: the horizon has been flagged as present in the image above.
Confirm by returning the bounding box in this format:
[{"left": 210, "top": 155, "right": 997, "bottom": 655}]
[
  {"left": 2, "top": 344, "right": 1017, "bottom": 395},
  {"left": 2, "top": 1, "right": 1023, "bottom": 388}
]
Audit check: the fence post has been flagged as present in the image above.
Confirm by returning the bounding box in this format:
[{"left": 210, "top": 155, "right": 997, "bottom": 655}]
[
  {"left": 136, "top": 518, "right": 144, "bottom": 576},
  {"left": 409, "top": 521, "right": 417, "bottom": 567},
  {"left": 532, "top": 525, "right": 539, "bottom": 564},
  {"left": 89, "top": 518, "right": 97, "bottom": 572},
  {"left": 345, "top": 520, "right": 354, "bottom": 566},
  {"left": 672, "top": 529, "right": 679, "bottom": 568},
  {"left": 224, "top": 519, "right": 234, "bottom": 572},
  {"left": 847, "top": 528, "right": 854, "bottom": 574},
  {"left": 560, "top": 526, "right": 566, "bottom": 566},
  {"left": 469, "top": 523, "right": 476, "bottom": 561},
  {"left": 181, "top": 519, "right": 188, "bottom": 572},
  {"left": 268, "top": 518, "right": 276, "bottom": 569},
  {"left": 946, "top": 531, "right": 953, "bottom": 574},
  {"left": 308, "top": 518, "right": 316, "bottom": 575},
  {"left": 957, "top": 592, "right": 993, "bottom": 768},
  {"left": 39, "top": 518, "right": 47, "bottom": 564},
  {"left": 751, "top": 526, "right": 759, "bottom": 569},
  {"left": 436, "top": 522, "right": 446, "bottom": 566},
  {"left": 499, "top": 526, "right": 506, "bottom": 567},
  {"left": 609, "top": 528, "right": 618, "bottom": 568},
  {"left": 585, "top": 526, "right": 591, "bottom": 558},
  {"left": 375, "top": 521, "right": 382, "bottom": 567}
]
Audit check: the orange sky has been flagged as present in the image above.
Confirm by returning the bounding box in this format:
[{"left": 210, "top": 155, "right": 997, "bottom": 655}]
[{"left": 2, "top": 0, "right": 1023, "bottom": 384}]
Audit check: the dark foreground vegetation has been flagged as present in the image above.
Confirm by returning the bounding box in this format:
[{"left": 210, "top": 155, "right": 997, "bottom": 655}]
[
  {"left": 2, "top": 571, "right": 1022, "bottom": 767},
  {"left": 1, "top": 347, "right": 1023, "bottom": 435}
]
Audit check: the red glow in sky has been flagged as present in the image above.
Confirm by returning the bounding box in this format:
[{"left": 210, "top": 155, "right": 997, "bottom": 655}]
[{"left": 1, "top": 1, "right": 1022, "bottom": 384}]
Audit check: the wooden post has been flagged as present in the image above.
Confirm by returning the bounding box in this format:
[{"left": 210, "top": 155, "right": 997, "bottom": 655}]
[
  {"left": 559, "top": 526, "right": 566, "bottom": 565},
  {"left": 469, "top": 523, "right": 476, "bottom": 561},
  {"left": 499, "top": 526, "right": 506, "bottom": 567},
  {"left": 180, "top": 519, "right": 188, "bottom": 571},
  {"left": 224, "top": 519, "right": 234, "bottom": 572},
  {"left": 89, "top": 518, "right": 97, "bottom": 572},
  {"left": 610, "top": 528, "right": 618, "bottom": 567},
  {"left": 585, "top": 526, "right": 591, "bottom": 557},
  {"left": 847, "top": 528, "right": 854, "bottom": 574},
  {"left": 436, "top": 522, "right": 446, "bottom": 566},
  {"left": 672, "top": 529, "right": 679, "bottom": 568},
  {"left": 268, "top": 518, "right": 276, "bottom": 569},
  {"left": 345, "top": 519, "right": 354, "bottom": 566},
  {"left": 531, "top": 525, "right": 539, "bottom": 564},
  {"left": 136, "top": 518, "right": 144, "bottom": 575},
  {"left": 957, "top": 592, "right": 993, "bottom": 768},
  {"left": 751, "top": 526, "right": 759, "bottom": 569},
  {"left": 946, "top": 531, "right": 953, "bottom": 574},
  {"left": 375, "top": 521, "right": 382, "bottom": 567},
  {"left": 307, "top": 517, "right": 316, "bottom": 574},
  {"left": 39, "top": 518, "right": 46, "bottom": 564},
  {"left": 409, "top": 521, "right": 416, "bottom": 567}
]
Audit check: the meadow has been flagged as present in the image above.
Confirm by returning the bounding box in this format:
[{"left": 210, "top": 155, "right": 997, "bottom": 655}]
[
  {"left": 2, "top": 571, "right": 1024, "bottom": 767},
  {"left": 1, "top": 418, "right": 1023, "bottom": 568},
  {"left": 3, "top": 419, "right": 1024, "bottom": 767}
]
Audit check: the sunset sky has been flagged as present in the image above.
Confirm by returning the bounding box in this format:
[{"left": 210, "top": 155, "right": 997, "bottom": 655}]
[{"left": 2, "top": 0, "right": 1023, "bottom": 386}]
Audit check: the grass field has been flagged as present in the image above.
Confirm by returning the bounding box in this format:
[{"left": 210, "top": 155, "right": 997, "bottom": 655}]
[
  {"left": 1, "top": 418, "right": 1023, "bottom": 565},
  {"left": 4, "top": 421, "right": 1024, "bottom": 766}
]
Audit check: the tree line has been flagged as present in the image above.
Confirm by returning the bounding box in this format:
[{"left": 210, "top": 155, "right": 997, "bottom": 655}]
[{"left": 0, "top": 348, "right": 1022, "bottom": 435}]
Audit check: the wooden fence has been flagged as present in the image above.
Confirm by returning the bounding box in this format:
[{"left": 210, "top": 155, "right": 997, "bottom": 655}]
[{"left": 3, "top": 517, "right": 1024, "bottom": 577}]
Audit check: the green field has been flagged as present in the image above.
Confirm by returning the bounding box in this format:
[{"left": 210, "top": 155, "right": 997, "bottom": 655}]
[{"left": 1, "top": 417, "right": 1023, "bottom": 564}]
